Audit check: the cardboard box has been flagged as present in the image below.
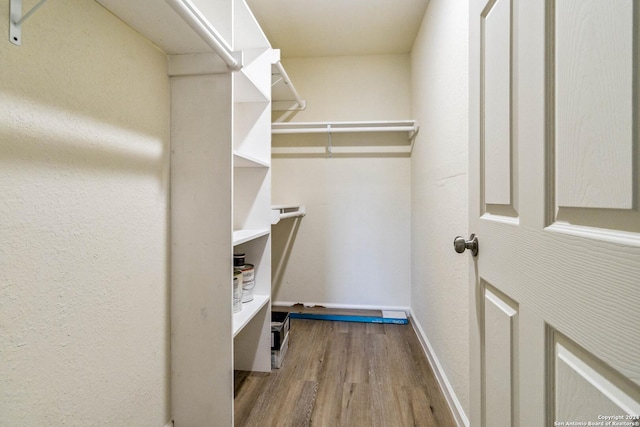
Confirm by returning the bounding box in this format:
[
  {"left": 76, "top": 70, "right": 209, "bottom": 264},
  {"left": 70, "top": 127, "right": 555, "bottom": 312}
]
[{"left": 271, "top": 311, "right": 290, "bottom": 350}]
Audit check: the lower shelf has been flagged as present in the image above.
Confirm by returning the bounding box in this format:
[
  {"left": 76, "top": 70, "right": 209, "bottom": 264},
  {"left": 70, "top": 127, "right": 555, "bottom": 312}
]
[
  {"left": 233, "top": 229, "right": 270, "bottom": 246},
  {"left": 233, "top": 294, "right": 270, "bottom": 338}
]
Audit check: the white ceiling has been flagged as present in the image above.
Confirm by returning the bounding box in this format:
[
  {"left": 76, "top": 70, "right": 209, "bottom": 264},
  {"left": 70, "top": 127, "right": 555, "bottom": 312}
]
[{"left": 245, "top": 0, "right": 430, "bottom": 58}]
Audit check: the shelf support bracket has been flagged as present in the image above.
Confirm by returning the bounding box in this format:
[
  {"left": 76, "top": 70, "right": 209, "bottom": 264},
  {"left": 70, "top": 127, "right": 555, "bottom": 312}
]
[
  {"left": 9, "top": 0, "right": 48, "bottom": 46},
  {"left": 327, "top": 124, "right": 332, "bottom": 158}
]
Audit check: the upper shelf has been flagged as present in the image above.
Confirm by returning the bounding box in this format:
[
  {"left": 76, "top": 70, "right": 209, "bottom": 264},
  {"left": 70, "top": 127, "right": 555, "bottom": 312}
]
[
  {"left": 97, "top": 0, "right": 268, "bottom": 72},
  {"left": 97, "top": 0, "right": 216, "bottom": 55}
]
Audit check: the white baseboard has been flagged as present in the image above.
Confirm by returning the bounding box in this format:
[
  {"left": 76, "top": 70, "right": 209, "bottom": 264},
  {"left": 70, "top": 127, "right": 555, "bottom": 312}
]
[
  {"left": 272, "top": 300, "right": 410, "bottom": 313},
  {"left": 409, "top": 309, "right": 470, "bottom": 427}
]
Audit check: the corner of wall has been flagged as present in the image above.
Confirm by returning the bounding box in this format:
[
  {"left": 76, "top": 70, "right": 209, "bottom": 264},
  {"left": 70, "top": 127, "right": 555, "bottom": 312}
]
[{"left": 409, "top": 0, "right": 471, "bottom": 420}]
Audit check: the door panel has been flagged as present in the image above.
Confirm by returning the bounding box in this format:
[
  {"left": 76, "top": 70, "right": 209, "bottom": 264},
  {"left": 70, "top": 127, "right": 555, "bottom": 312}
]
[
  {"left": 482, "top": 0, "right": 513, "bottom": 207},
  {"left": 549, "top": 0, "right": 640, "bottom": 235},
  {"left": 470, "top": 0, "right": 640, "bottom": 425},
  {"left": 554, "top": 0, "right": 635, "bottom": 210},
  {"left": 483, "top": 283, "right": 519, "bottom": 427},
  {"left": 552, "top": 331, "right": 640, "bottom": 422}
]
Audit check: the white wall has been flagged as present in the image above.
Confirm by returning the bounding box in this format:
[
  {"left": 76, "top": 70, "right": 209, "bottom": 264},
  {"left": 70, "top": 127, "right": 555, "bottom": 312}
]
[
  {"left": 410, "top": 0, "right": 470, "bottom": 421},
  {"left": 0, "top": 1, "right": 171, "bottom": 425},
  {"left": 271, "top": 55, "right": 411, "bottom": 309}
]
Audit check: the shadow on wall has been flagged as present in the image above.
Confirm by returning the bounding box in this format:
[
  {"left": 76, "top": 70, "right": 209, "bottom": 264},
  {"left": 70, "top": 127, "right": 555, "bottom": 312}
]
[
  {"left": 271, "top": 216, "right": 303, "bottom": 297},
  {"left": 0, "top": 94, "right": 168, "bottom": 182}
]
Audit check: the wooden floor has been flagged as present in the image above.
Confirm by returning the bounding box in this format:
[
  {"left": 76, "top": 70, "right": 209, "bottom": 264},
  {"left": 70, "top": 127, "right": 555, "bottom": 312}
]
[{"left": 234, "top": 318, "right": 456, "bottom": 426}]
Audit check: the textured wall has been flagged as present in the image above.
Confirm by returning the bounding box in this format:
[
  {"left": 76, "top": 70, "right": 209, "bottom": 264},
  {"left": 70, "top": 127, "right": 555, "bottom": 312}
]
[
  {"left": 0, "top": 0, "right": 171, "bottom": 424},
  {"left": 410, "top": 0, "right": 470, "bottom": 418},
  {"left": 271, "top": 55, "right": 412, "bottom": 309}
]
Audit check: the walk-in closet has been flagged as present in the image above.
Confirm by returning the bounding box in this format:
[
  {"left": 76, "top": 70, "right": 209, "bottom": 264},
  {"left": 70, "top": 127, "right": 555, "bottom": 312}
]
[
  {"left": 6, "top": 0, "right": 640, "bottom": 425},
  {"left": 1, "top": 0, "right": 471, "bottom": 424}
]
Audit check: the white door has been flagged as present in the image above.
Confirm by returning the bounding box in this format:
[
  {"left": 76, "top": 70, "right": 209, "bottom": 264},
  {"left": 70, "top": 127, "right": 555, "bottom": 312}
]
[{"left": 468, "top": 0, "right": 640, "bottom": 425}]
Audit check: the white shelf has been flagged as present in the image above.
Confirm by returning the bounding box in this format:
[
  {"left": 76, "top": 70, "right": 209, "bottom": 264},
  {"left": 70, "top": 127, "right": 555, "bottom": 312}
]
[
  {"left": 235, "top": 67, "right": 269, "bottom": 102},
  {"left": 233, "top": 229, "right": 270, "bottom": 246},
  {"left": 232, "top": 294, "right": 270, "bottom": 338},
  {"left": 234, "top": 152, "right": 270, "bottom": 168},
  {"left": 96, "top": 0, "right": 210, "bottom": 54},
  {"left": 96, "top": 0, "right": 239, "bottom": 72}
]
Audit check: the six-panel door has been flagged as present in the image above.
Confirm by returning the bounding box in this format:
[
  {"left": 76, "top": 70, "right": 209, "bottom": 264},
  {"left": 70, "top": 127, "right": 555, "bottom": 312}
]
[{"left": 470, "top": 0, "right": 640, "bottom": 425}]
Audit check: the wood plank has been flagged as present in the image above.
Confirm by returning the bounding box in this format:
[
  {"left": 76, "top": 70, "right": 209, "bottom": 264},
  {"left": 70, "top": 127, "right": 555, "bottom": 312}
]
[
  {"left": 284, "top": 317, "right": 330, "bottom": 382},
  {"left": 339, "top": 383, "right": 372, "bottom": 426}
]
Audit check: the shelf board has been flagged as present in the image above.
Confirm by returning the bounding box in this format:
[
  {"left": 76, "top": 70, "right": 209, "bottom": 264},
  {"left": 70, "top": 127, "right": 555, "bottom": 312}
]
[
  {"left": 234, "top": 49, "right": 271, "bottom": 102},
  {"left": 235, "top": 70, "right": 269, "bottom": 103},
  {"left": 233, "top": 152, "right": 270, "bottom": 168},
  {"left": 233, "top": 294, "right": 270, "bottom": 338},
  {"left": 233, "top": 229, "right": 270, "bottom": 246},
  {"left": 96, "top": 0, "right": 219, "bottom": 55}
]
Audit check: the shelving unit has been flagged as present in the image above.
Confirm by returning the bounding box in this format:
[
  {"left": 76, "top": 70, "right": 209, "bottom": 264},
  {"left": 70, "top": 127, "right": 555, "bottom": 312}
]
[
  {"left": 272, "top": 120, "right": 420, "bottom": 156},
  {"left": 231, "top": 0, "right": 272, "bottom": 374},
  {"left": 95, "top": 0, "right": 278, "bottom": 425}
]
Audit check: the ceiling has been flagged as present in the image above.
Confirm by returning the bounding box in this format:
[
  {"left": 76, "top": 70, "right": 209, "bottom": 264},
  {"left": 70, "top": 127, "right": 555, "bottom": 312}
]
[{"left": 245, "top": 0, "right": 430, "bottom": 58}]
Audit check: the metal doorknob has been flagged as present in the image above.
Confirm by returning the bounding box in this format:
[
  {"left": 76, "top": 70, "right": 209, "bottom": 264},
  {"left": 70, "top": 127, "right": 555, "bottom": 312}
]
[{"left": 454, "top": 234, "right": 478, "bottom": 257}]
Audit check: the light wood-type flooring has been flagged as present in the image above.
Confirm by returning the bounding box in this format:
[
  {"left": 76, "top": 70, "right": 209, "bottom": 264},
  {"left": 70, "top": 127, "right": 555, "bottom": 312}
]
[{"left": 234, "top": 316, "right": 457, "bottom": 426}]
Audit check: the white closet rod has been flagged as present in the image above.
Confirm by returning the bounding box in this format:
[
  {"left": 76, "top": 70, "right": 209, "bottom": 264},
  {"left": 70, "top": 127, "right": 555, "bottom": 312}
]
[
  {"left": 272, "top": 121, "right": 419, "bottom": 136},
  {"left": 271, "top": 205, "right": 305, "bottom": 225},
  {"left": 272, "top": 126, "right": 416, "bottom": 134},
  {"left": 273, "top": 61, "right": 306, "bottom": 110},
  {"left": 166, "top": 0, "right": 242, "bottom": 71}
]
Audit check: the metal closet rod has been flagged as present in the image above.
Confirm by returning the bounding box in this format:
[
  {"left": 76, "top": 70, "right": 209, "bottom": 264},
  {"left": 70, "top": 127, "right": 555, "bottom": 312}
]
[
  {"left": 273, "top": 61, "right": 306, "bottom": 110},
  {"left": 165, "top": 0, "right": 242, "bottom": 71}
]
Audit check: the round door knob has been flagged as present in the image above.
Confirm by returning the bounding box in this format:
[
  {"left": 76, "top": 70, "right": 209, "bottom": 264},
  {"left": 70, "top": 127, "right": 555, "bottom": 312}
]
[{"left": 453, "top": 234, "right": 478, "bottom": 257}]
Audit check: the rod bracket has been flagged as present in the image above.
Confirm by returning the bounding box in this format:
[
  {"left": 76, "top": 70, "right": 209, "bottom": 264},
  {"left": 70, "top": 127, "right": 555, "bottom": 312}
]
[{"left": 9, "top": 0, "right": 48, "bottom": 46}]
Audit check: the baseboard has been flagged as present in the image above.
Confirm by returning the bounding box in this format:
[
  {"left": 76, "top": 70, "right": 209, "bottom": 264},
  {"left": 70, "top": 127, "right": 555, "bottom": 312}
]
[
  {"left": 409, "top": 309, "right": 470, "bottom": 427},
  {"left": 272, "top": 300, "right": 411, "bottom": 313}
]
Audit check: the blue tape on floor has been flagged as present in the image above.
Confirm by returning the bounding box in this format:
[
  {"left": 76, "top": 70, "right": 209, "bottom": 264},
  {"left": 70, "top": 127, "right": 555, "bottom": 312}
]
[{"left": 288, "top": 312, "right": 408, "bottom": 325}]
